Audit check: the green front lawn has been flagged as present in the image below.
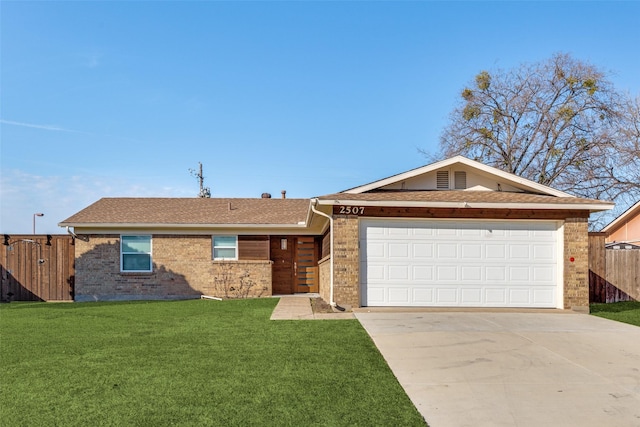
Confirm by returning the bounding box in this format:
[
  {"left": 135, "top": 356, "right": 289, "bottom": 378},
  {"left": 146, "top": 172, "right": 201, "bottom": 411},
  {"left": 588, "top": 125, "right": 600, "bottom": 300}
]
[
  {"left": 0, "top": 299, "right": 425, "bottom": 426},
  {"left": 590, "top": 301, "right": 640, "bottom": 327}
]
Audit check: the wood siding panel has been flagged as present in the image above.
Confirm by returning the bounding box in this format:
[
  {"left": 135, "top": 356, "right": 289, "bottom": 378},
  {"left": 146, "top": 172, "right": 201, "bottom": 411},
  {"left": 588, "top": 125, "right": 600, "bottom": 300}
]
[
  {"left": 1, "top": 235, "right": 75, "bottom": 301},
  {"left": 321, "top": 231, "right": 330, "bottom": 259},
  {"left": 238, "top": 236, "right": 269, "bottom": 260}
]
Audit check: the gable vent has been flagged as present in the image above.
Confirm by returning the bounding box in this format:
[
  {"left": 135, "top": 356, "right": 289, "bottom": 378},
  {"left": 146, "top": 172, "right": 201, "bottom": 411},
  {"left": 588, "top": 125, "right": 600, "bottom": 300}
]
[
  {"left": 436, "top": 171, "right": 449, "bottom": 189},
  {"left": 454, "top": 171, "right": 467, "bottom": 189}
]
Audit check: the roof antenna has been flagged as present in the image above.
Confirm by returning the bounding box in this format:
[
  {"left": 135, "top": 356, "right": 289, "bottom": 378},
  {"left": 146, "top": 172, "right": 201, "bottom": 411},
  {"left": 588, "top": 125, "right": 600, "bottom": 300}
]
[{"left": 189, "top": 162, "right": 211, "bottom": 198}]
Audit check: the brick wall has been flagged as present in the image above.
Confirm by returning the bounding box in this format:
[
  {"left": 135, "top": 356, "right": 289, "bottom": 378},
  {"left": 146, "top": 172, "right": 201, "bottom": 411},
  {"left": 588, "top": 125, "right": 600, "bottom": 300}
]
[
  {"left": 74, "top": 234, "right": 271, "bottom": 301},
  {"left": 563, "top": 217, "right": 590, "bottom": 312},
  {"left": 208, "top": 261, "right": 272, "bottom": 298},
  {"left": 332, "top": 216, "right": 360, "bottom": 308}
]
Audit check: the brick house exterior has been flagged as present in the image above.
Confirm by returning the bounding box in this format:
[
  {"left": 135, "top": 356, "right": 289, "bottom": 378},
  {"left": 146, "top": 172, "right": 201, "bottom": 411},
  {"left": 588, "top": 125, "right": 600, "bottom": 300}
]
[{"left": 60, "top": 156, "right": 612, "bottom": 311}]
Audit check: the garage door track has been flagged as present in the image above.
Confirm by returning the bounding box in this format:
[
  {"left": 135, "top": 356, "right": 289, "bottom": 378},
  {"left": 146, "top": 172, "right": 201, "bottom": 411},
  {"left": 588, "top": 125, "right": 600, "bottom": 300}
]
[{"left": 355, "top": 311, "right": 640, "bottom": 427}]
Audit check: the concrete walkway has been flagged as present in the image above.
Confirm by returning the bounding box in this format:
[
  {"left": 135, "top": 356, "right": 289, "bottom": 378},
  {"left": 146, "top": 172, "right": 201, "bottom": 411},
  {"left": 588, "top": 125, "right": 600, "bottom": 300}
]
[
  {"left": 270, "top": 296, "right": 354, "bottom": 320},
  {"left": 356, "top": 311, "right": 640, "bottom": 427}
]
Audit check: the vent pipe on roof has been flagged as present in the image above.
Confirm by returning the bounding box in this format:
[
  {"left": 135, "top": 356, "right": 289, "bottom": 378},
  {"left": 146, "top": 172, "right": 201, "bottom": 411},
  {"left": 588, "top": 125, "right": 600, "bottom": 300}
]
[
  {"left": 261, "top": 193, "right": 271, "bottom": 199},
  {"left": 281, "top": 190, "right": 286, "bottom": 199}
]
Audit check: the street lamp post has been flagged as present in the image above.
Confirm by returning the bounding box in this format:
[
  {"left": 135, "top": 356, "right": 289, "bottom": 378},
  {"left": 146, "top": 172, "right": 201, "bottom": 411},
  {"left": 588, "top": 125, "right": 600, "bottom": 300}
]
[{"left": 33, "top": 213, "right": 44, "bottom": 234}]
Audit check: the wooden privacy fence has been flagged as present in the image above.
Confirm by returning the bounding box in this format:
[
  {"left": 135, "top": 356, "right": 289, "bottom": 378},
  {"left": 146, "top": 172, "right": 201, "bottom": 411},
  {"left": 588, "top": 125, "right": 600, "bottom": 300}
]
[
  {"left": 589, "top": 233, "right": 640, "bottom": 303},
  {"left": 1, "top": 235, "right": 75, "bottom": 301}
]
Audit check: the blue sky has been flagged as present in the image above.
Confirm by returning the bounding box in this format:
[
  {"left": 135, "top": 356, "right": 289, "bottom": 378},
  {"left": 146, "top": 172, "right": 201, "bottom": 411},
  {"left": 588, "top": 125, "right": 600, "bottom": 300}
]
[{"left": 1, "top": 1, "right": 639, "bottom": 234}]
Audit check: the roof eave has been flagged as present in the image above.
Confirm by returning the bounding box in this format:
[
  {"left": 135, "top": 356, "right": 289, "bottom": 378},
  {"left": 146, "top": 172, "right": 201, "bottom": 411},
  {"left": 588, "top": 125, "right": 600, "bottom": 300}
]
[
  {"left": 58, "top": 222, "right": 309, "bottom": 229},
  {"left": 315, "top": 198, "right": 614, "bottom": 212},
  {"left": 601, "top": 200, "right": 640, "bottom": 233}
]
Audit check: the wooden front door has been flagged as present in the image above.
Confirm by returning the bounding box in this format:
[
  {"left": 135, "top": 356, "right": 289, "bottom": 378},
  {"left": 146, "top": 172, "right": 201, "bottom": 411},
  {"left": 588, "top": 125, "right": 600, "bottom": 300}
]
[
  {"left": 294, "top": 237, "right": 319, "bottom": 293},
  {"left": 271, "top": 237, "right": 294, "bottom": 295},
  {"left": 271, "top": 236, "right": 319, "bottom": 294}
]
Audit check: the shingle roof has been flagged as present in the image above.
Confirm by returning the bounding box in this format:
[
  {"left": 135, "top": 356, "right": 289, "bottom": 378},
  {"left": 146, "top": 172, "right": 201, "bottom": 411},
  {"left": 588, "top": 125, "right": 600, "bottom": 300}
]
[
  {"left": 59, "top": 198, "right": 311, "bottom": 226},
  {"left": 318, "top": 190, "right": 611, "bottom": 206}
]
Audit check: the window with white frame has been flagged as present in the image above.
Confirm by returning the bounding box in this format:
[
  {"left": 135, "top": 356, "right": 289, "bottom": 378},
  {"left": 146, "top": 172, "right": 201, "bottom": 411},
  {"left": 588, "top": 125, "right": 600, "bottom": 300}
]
[
  {"left": 213, "top": 235, "right": 238, "bottom": 260},
  {"left": 121, "top": 235, "right": 152, "bottom": 272}
]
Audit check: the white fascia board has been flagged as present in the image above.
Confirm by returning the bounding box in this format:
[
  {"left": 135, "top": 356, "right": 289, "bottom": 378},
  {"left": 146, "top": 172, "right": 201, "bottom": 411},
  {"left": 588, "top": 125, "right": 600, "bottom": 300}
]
[
  {"left": 601, "top": 200, "right": 640, "bottom": 232},
  {"left": 342, "top": 155, "right": 574, "bottom": 198},
  {"left": 66, "top": 227, "right": 322, "bottom": 236},
  {"left": 316, "top": 198, "right": 615, "bottom": 212},
  {"left": 57, "top": 223, "right": 315, "bottom": 236}
]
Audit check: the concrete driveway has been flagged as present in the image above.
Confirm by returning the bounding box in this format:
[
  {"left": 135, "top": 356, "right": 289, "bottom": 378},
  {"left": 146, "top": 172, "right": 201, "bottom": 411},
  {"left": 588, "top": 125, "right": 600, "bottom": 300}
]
[{"left": 355, "top": 311, "right": 640, "bottom": 427}]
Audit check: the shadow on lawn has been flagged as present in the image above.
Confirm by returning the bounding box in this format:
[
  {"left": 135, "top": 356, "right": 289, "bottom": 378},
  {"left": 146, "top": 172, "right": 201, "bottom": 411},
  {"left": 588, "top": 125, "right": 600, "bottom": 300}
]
[{"left": 591, "top": 301, "right": 640, "bottom": 314}]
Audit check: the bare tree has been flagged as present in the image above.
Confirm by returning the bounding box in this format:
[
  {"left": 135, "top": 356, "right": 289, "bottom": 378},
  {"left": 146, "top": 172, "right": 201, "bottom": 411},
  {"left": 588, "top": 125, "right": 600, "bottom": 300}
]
[{"left": 433, "top": 53, "right": 640, "bottom": 207}]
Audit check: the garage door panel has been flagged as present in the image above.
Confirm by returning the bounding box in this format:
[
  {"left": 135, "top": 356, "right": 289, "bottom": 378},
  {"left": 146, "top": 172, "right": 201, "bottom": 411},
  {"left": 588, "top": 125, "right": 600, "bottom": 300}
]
[
  {"left": 365, "top": 245, "right": 386, "bottom": 261},
  {"left": 389, "top": 243, "right": 409, "bottom": 258},
  {"left": 436, "top": 288, "right": 458, "bottom": 304},
  {"left": 533, "top": 244, "right": 555, "bottom": 260},
  {"left": 412, "top": 243, "right": 433, "bottom": 258},
  {"left": 509, "top": 229, "right": 530, "bottom": 237},
  {"left": 364, "top": 264, "right": 385, "bottom": 281},
  {"left": 462, "top": 266, "right": 483, "bottom": 281},
  {"left": 388, "top": 227, "right": 409, "bottom": 236},
  {"left": 462, "top": 244, "right": 482, "bottom": 259},
  {"left": 460, "top": 228, "right": 482, "bottom": 237},
  {"left": 413, "top": 228, "right": 434, "bottom": 236},
  {"left": 509, "top": 288, "right": 531, "bottom": 304},
  {"left": 461, "top": 288, "right": 482, "bottom": 304},
  {"left": 413, "top": 265, "right": 434, "bottom": 281},
  {"left": 509, "top": 266, "right": 530, "bottom": 281},
  {"left": 486, "top": 266, "right": 506, "bottom": 281},
  {"left": 486, "top": 244, "right": 506, "bottom": 259},
  {"left": 533, "top": 288, "right": 555, "bottom": 305},
  {"left": 436, "top": 227, "right": 457, "bottom": 237},
  {"left": 437, "top": 266, "right": 458, "bottom": 281},
  {"left": 533, "top": 266, "right": 555, "bottom": 282},
  {"left": 365, "top": 227, "right": 386, "bottom": 239},
  {"left": 413, "top": 288, "right": 434, "bottom": 303},
  {"left": 437, "top": 243, "right": 457, "bottom": 258},
  {"left": 485, "top": 288, "right": 507, "bottom": 304},
  {"left": 366, "top": 287, "right": 385, "bottom": 305},
  {"left": 509, "top": 245, "right": 530, "bottom": 258},
  {"left": 533, "top": 230, "right": 555, "bottom": 238},
  {"left": 489, "top": 228, "right": 507, "bottom": 237},
  {"left": 388, "top": 265, "right": 409, "bottom": 280},
  {"left": 388, "top": 287, "right": 410, "bottom": 303},
  {"left": 361, "top": 219, "right": 560, "bottom": 308}
]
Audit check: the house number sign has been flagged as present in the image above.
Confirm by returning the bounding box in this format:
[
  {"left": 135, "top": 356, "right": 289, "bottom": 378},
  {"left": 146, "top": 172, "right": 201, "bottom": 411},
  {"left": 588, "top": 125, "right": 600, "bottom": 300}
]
[{"left": 338, "top": 206, "right": 365, "bottom": 215}]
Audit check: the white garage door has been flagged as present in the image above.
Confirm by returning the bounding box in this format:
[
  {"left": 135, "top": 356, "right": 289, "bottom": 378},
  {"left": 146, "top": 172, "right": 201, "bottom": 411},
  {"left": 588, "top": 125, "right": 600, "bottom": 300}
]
[{"left": 360, "top": 219, "right": 561, "bottom": 308}]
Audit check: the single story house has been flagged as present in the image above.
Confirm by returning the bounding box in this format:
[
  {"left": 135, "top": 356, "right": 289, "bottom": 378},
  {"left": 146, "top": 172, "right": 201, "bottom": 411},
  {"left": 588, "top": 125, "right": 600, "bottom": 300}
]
[
  {"left": 602, "top": 200, "right": 640, "bottom": 248},
  {"left": 59, "top": 156, "right": 613, "bottom": 311}
]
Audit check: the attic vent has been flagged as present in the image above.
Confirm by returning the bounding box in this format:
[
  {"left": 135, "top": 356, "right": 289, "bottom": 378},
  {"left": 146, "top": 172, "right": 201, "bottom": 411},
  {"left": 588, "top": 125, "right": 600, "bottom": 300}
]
[
  {"left": 454, "top": 171, "right": 467, "bottom": 189},
  {"left": 436, "top": 171, "right": 449, "bottom": 189}
]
